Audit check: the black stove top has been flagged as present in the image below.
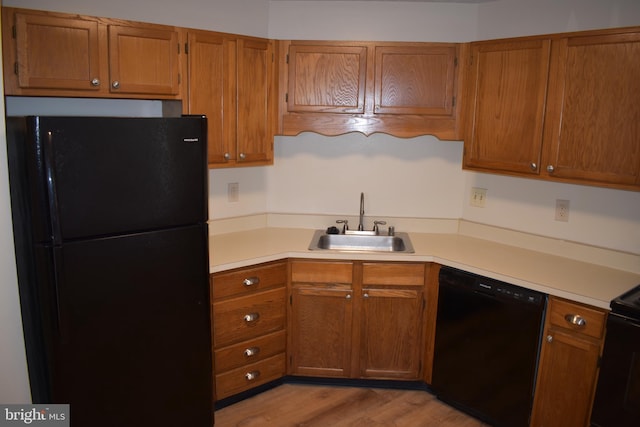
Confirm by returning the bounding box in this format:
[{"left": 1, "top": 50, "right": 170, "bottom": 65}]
[{"left": 610, "top": 284, "right": 640, "bottom": 320}]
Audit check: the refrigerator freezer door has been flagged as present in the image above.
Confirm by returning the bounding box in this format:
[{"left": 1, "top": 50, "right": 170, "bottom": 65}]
[
  {"left": 52, "top": 225, "right": 212, "bottom": 426},
  {"left": 31, "top": 116, "right": 207, "bottom": 242}
]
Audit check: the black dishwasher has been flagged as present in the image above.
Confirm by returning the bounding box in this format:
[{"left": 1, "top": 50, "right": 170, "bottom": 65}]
[{"left": 432, "top": 266, "right": 546, "bottom": 427}]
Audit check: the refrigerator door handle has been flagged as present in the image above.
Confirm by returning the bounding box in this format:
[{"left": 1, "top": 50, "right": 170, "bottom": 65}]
[
  {"left": 50, "top": 246, "right": 64, "bottom": 339},
  {"left": 43, "top": 130, "right": 63, "bottom": 245}
]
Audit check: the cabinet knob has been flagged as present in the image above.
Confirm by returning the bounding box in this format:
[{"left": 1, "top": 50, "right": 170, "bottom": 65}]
[
  {"left": 223, "top": 153, "right": 230, "bottom": 160},
  {"left": 243, "top": 312, "right": 260, "bottom": 323},
  {"left": 546, "top": 165, "right": 555, "bottom": 173},
  {"left": 345, "top": 294, "right": 352, "bottom": 300},
  {"left": 91, "top": 78, "right": 100, "bottom": 87},
  {"left": 243, "top": 277, "right": 260, "bottom": 287},
  {"left": 244, "top": 346, "right": 260, "bottom": 357},
  {"left": 564, "top": 314, "right": 587, "bottom": 327},
  {"left": 546, "top": 335, "right": 553, "bottom": 343},
  {"left": 239, "top": 153, "right": 246, "bottom": 160},
  {"left": 530, "top": 162, "right": 537, "bottom": 171},
  {"left": 245, "top": 370, "right": 260, "bottom": 381},
  {"left": 363, "top": 293, "right": 370, "bottom": 299},
  {"left": 111, "top": 80, "right": 120, "bottom": 89}
]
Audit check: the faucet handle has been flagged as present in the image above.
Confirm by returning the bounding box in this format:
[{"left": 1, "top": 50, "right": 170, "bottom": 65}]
[
  {"left": 373, "top": 220, "right": 387, "bottom": 234},
  {"left": 336, "top": 219, "right": 349, "bottom": 233}
]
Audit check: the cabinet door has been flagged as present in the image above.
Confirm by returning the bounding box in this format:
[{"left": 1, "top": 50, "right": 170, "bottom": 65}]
[
  {"left": 186, "top": 31, "right": 235, "bottom": 166},
  {"left": 13, "top": 11, "right": 102, "bottom": 91},
  {"left": 530, "top": 329, "right": 601, "bottom": 427},
  {"left": 542, "top": 32, "right": 640, "bottom": 188},
  {"left": 360, "top": 288, "right": 423, "bottom": 379},
  {"left": 289, "top": 285, "right": 353, "bottom": 378},
  {"left": 287, "top": 43, "right": 367, "bottom": 114},
  {"left": 236, "top": 37, "right": 275, "bottom": 165},
  {"left": 464, "top": 39, "right": 551, "bottom": 175},
  {"left": 374, "top": 45, "right": 456, "bottom": 116},
  {"left": 108, "top": 24, "right": 180, "bottom": 96}
]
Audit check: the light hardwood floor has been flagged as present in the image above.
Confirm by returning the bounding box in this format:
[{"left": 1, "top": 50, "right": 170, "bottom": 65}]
[{"left": 215, "top": 384, "right": 489, "bottom": 426}]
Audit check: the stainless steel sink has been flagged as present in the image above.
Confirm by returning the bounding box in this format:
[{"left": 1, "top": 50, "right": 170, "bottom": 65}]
[{"left": 308, "top": 230, "right": 415, "bottom": 253}]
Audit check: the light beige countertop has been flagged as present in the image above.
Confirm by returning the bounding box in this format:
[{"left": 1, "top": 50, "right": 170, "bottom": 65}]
[{"left": 209, "top": 226, "right": 640, "bottom": 310}]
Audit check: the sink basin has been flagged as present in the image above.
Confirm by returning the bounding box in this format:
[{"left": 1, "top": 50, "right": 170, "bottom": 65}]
[{"left": 308, "top": 230, "right": 415, "bottom": 253}]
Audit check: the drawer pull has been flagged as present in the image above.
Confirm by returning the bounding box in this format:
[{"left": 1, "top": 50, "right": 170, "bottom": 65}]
[
  {"left": 245, "top": 370, "right": 260, "bottom": 381},
  {"left": 243, "top": 277, "right": 260, "bottom": 287},
  {"left": 243, "top": 312, "right": 260, "bottom": 323},
  {"left": 565, "top": 314, "right": 586, "bottom": 327},
  {"left": 244, "top": 347, "right": 260, "bottom": 357}
]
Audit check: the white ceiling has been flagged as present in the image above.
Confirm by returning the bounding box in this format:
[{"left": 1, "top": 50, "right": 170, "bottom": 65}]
[{"left": 283, "top": 0, "right": 495, "bottom": 2}]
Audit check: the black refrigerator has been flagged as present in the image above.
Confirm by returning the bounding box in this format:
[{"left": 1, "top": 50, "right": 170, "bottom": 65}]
[{"left": 6, "top": 116, "right": 213, "bottom": 426}]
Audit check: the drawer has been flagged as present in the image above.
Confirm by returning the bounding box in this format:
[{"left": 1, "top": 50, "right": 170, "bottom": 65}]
[
  {"left": 213, "top": 287, "right": 286, "bottom": 347},
  {"left": 215, "top": 330, "right": 286, "bottom": 373},
  {"left": 291, "top": 260, "right": 353, "bottom": 284},
  {"left": 212, "top": 261, "right": 286, "bottom": 300},
  {"left": 362, "top": 262, "right": 425, "bottom": 286},
  {"left": 548, "top": 297, "right": 607, "bottom": 340},
  {"left": 215, "top": 353, "right": 286, "bottom": 400}
]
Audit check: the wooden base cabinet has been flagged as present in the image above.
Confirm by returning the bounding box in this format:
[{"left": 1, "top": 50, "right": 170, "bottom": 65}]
[
  {"left": 289, "top": 260, "right": 354, "bottom": 378},
  {"left": 211, "top": 261, "right": 287, "bottom": 401},
  {"left": 360, "top": 262, "right": 425, "bottom": 379},
  {"left": 289, "top": 260, "right": 426, "bottom": 381},
  {"left": 530, "top": 297, "right": 607, "bottom": 427}
]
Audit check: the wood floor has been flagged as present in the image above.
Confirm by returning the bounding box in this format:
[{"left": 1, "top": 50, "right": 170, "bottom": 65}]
[{"left": 215, "top": 384, "right": 489, "bottom": 426}]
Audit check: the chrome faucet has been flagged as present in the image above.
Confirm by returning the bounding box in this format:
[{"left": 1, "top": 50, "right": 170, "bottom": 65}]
[{"left": 358, "top": 192, "right": 365, "bottom": 231}]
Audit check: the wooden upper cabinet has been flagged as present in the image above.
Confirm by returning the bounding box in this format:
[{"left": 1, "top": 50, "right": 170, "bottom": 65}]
[
  {"left": 464, "top": 27, "right": 640, "bottom": 191},
  {"left": 12, "top": 11, "right": 102, "bottom": 92},
  {"left": 287, "top": 44, "right": 367, "bottom": 114},
  {"left": 3, "top": 7, "right": 182, "bottom": 99},
  {"left": 542, "top": 31, "right": 640, "bottom": 188},
  {"left": 185, "top": 30, "right": 234, "bottom": 166},
  {"left": 463, "top": 39, "right": 551, "bottom": 175},
  {"left": 107, "top": 24, "right": 180, "bottom": 96},
  {"left": 236, "top": 37, "right": 276, "bottom": 165},
  {"left": 280, "top": 40, "right": 463, "bottom": 139},
  {"left": 184, "top": 30, "right": 275, "bottom": 168},
  {"left": 374, "top": 45, "right": 456, "bottom": 116}
]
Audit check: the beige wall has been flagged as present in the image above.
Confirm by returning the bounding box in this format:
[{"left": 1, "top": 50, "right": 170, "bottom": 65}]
[{"left": 0, "top": 1, "right": 32, "bottom": 403}]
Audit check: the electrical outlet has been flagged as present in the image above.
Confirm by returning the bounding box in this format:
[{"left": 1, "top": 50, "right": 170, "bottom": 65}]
[
  {"left": 228, "top": 182, "right": 239, "bottom": 203},
  {"left": 555, "top": 199, "right": 570, "bottom": 222},
  {"left": 470, "top": 187, "right": 487, "bottom": 207}
]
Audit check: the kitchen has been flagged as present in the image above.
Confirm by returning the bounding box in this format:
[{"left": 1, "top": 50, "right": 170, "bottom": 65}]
[{"left": 0, "top": 0, "right": 639, "bottom": 425}]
